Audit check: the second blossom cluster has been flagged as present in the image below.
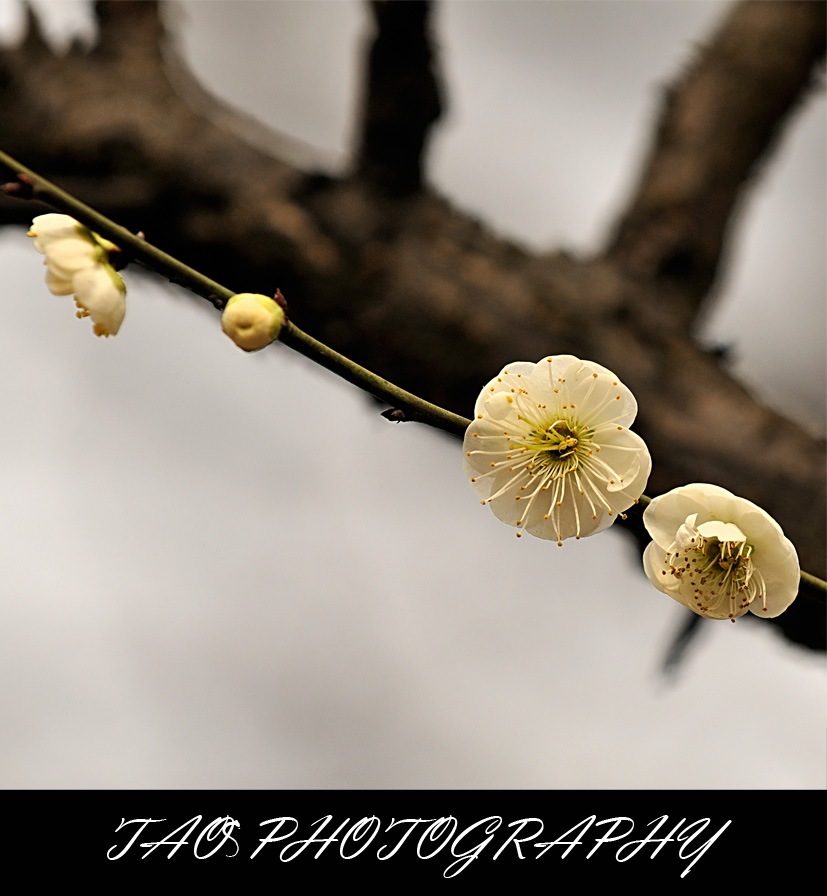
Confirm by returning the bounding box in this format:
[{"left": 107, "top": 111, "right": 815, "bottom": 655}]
[{"left": 464, "top": 355, "right": 800, "bottom": 621}]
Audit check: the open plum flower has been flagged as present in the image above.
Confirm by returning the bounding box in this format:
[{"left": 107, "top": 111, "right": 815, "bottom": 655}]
[
  {"left": 463, "top": 355, "right": 651, "bottom": 543},
  {"left": 642, "top": 483, "right": 800, "bottom": 620},
  {"left": 29, "top": 213, "right": 125, "bottom": 336}
]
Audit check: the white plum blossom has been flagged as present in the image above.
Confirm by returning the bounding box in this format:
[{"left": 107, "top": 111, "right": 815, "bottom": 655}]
[
  {"left": 28, "top": 213, "right": 125, "bottom": 336},
  {"left": 463, "top": 355, "right": 651, "bottom": 544},
  {"left": 642, "top": 483, "right": 800, "bottom": 621},
  {"left": 221, "top": 292, "right": 285, "bottom": 351},
  {"left": 70, "top": 264, "right": 127, "bottom": 337}
]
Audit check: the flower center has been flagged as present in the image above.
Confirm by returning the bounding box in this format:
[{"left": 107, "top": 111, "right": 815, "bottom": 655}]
[
  {"left": 542, "top": 421, "right": 580, "bottom": 458},
  {"left": 466, "top": 389, "right": 637, "bottom": 545},
  {"left": 666, "top": 528, "right": 767, "bottom": 620},
  {"left": 520, "top": 416, "right": 592, "bottom": 473}
]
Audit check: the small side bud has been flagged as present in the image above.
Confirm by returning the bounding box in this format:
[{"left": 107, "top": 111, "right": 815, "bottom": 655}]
[
  {"left": 221, "top": 292, "right": 285, "bottom": 352},
  {"left": 1, "top": 172, "right": 34, "bottom": 199}
]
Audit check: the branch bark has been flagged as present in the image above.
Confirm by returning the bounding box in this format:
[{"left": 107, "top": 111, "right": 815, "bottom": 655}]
[
  {"left": 606, "top": 0, "right": 827, "bottom": 311},
  {"left": 356, "top": 0, "right": 442, "bottom": 193},
  {"left": 0, "top": 0, "right": 824, "bottom": 649}
]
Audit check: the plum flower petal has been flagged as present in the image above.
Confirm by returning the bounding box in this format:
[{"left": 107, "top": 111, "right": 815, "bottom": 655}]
[
  {"left": 29, "top": 214, "right": 100, "bottom": 282},
  {"left": 28, "top": 214, "right": 125, "bottom": 336},
  {"left": 28, "top": 213, "right": 88, "bottom": 253},
  {"left": 39, "top": 234, "right": 99, "bottom": 276},
  {"left": 221, "top": 293, "right": 285, "bottom": 351},
  {"left": 642, "top": 483, "right": 800, "bottom": 620},
  {"left": 463, "top": 355, "right": 651, "bottom": 543},
  {"left": 71, "top": 264, "right": 126, "bottom": 337}
]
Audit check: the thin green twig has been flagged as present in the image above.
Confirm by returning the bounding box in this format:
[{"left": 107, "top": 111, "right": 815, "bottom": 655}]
[
  {"left": 0, "top": 148, "right": 468, "bottom": 436},
  {"left": 278, "top": 326, "right": 470, "bottom": 436},
  {"left": 0, "top": 149, "right": 235, "bottom": 310},
  {"left": 800, "top": 570, "right": 827, "bottom": 594}
]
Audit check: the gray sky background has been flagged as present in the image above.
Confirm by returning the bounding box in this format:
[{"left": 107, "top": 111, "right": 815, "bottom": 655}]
[{"left": 0, "top": 0, "right": 824, "bottom": 788}]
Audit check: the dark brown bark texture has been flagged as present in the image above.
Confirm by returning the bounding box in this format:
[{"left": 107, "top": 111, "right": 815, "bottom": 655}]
[{"left": 1, "top": 1, "right": 824, "bottom": 649}]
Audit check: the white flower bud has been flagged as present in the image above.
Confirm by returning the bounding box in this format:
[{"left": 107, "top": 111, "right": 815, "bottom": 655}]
[{"left": 221, "top": 293, "right": 285, "bottom": 352}]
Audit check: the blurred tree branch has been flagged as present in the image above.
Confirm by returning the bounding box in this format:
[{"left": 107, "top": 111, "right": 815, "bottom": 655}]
[
  {"left": 0, "top": 0, "right": 824, "bottom": 649},
  {"left": 606, "top": 0, "right": 826, "bottom": 308},
  {"left": 357, "top": 0, "right": 442, "bottom": 193}
]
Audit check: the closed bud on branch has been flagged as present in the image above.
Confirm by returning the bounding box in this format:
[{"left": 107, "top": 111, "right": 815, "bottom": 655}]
[{"left": 221, "top": 292, "right": 285, "bottom": 352}]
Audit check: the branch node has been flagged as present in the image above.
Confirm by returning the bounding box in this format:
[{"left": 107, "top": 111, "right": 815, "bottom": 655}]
[{"left": 1, "top": 173, "right": 34, "bottom": 200}]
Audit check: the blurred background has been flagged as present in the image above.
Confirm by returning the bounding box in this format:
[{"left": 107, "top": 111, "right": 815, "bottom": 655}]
[{"left": 0, "top": 0, "right": 823, "bottom": 788}]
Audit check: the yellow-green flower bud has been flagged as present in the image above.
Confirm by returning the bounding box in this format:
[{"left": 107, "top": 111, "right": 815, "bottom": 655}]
[{"left": 221, "top": 293, "right": 285, "bottom": 352}]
